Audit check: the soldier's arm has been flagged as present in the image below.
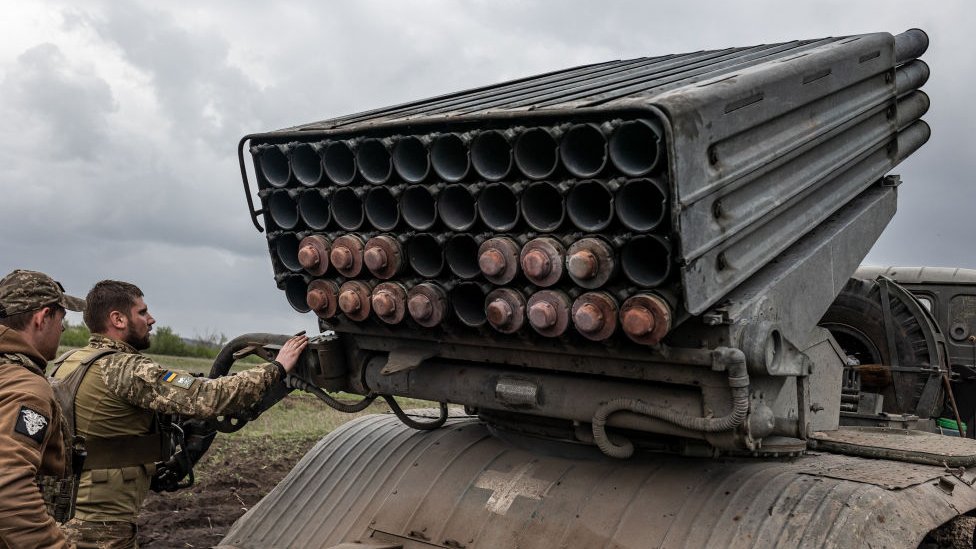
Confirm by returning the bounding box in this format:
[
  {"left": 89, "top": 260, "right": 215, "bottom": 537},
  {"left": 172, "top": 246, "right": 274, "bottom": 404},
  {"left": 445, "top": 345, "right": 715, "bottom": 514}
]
[
  {"left": 101, "top": 334, "right": 309, "bottom": 419},
  {"left": 0, "top": 377, "right": 70, "bottom": 548},
  {"left": 100, "top": 354, "right": 281, "bottom": 418}
]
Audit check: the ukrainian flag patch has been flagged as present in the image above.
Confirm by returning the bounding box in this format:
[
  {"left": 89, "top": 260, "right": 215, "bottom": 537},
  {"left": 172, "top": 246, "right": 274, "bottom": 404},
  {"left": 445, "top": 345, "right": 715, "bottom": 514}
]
[{"left": 161, "top": 371, "right": 194, "bottom": 389}]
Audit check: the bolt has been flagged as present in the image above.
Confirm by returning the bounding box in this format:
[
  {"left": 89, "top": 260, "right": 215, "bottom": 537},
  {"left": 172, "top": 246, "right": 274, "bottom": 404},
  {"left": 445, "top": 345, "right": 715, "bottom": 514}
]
[
  {"left": 621, "top": 307, "right": 654, "bottom": 337},
  {"left": 408, "top": 294, "right": 433, "bottom": 320},
  {"left": 566, "top": 249, "right": 598, "bottom": 280},
  {"left": 331, "top": 246, "right": 353, "bottom": 270},
  {"left": 522, "top": 249, "right": 551, "bottom": 279},
  {"left": 306, "top": 288, "right": 327, "bottom": 312},
  {"left": 298, "top": 245, "right": 320, "bottom": 269},
  {"left": 338, "top": 290, "right": 361, "bottom": 313},
  {"left": 573, "top": 303, "right": 604, "bottom": 333},
  {"left": 528, "top": 301, "right": 557, "bottom": 328},
  {"left": 479, "top": 248, "right": 506, "bottom": 276},
  {"left": 486, "top": 299, "right": 513, "bottom": 326},
  {"left": 364, "top": 246, "right": 388, "bottom": 271},
  {"left": 372, "top": 290, "right": 396, "bottom": 317}
]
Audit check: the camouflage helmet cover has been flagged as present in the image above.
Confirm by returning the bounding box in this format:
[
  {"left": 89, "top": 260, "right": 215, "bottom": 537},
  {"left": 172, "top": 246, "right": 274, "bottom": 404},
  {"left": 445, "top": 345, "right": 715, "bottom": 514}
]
[{"left": 0, "top": 269, "right": 86, "bottom": 318}]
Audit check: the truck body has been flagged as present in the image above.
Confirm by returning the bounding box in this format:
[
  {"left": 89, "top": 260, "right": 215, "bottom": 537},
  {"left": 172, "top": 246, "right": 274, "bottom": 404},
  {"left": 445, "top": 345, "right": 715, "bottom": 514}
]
[{"left": 211, "top": 29, "right": 976, "bottom": 548}]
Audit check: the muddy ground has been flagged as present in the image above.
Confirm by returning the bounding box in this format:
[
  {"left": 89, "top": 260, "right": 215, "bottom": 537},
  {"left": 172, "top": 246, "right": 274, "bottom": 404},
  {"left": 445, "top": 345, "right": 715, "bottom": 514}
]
[{"left": 136, "top": 434, "right": 319, "bottom": 548}]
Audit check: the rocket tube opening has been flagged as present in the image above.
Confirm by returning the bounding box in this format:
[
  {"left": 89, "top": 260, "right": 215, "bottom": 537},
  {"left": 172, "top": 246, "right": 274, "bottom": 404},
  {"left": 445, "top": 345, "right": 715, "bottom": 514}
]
[
  {"left": 291, "top": 142, "right": 323, "bottom": 187},
  {"left": 566, "top": 180, "right": 613, "bottom": 231},
  {"left": 438, "top": 184, "right": 478, "bottom": 231},
  {"left": 363, "top": 235, "right": 403, "bottom": 280},
  {"left": 560, "top": 123, "right": 607, "bottom": 178},
  {"left": 371, "top": 282, "right": 407, "bottom": 324},
  {"left": 284, "top": 276, "right": 311, "bottom": 313},
  {"left": 521, "top": 181, "right": 565, "bottom": 232},
  {"left": 275, "top": 234, "right": 302, "bottom": 272},
  {"left": 269, "top": 191, "right": 300, "bottom": 230},
  {"left": 331, "top": 187, "right": 364, "bottom": 230},
  {"left": 401, "top": 185, "right": 438, "bottom": 230},
  {"left": 431, "top": 133, "right": 470, "bottom": 182},
  {"left": 364, "top": 186, "right": 400, "bottom": 231},
  {"left": 323, "top": 141, "right": 357, "bottom": 186},
  {"left": 298, "top": 235, "right": 331, "bottom": 276},
  {"left": 478, "top": 237, "right": 520, "bottom": 285},
  {"left": 621, "top": 235, "right": 671, "bottom": 287},
  {"left": 356, "top": 138, "right": 393, "bottom": 184},
  {"left": 609, "top": 119, "right": 664, "bottom": 177},
  {"left": 526, "top": 290, "right": 571, "bottom": 337},
  {"left": 471, "top": 130, "right": 513, "bottom": 181},
  {"left": 393, "top": 136, "right": 430, "bottom": 183},
  {"left": 407, "top": 233, "right": 444, "bottom": 277},
  {"left": 451, "top": 282, "right": 487, "bottom": 327},
  {"left": 259, "top": 145, "right": 290, "bottom": 188},
  {"left": 298, "top": 189, "right": 331, "bottom": 230},
  {"left": 477, "top": 182, "right": 520, "bottom": 232},
  {"left": 306, "top": 279, "right": 339, "bottom": 318},
  {"left": 485, "top": 288, "right": 526, "bottom": 334},
  {"left": 445, "top": 234, "right": 481, "bottom": 279},
  {"left": 407, "top": 283, "right": 448, "bottom": 327},
  {"left": 514, "top": 127, "right": 559, "bottom": 180},
  {"left": 616, "top": 178, "right": 668, "bottom": 232}
]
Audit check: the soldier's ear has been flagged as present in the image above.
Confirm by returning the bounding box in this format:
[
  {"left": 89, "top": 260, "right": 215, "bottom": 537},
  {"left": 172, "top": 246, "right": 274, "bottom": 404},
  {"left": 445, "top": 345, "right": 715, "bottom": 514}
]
[{"left": 108, "top": 309, "right": 128, "bottom": 330}]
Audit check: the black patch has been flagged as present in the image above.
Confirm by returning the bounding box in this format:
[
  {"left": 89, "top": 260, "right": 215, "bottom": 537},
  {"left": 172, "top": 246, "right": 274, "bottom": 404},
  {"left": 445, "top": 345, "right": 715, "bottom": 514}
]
[{"left": 14, "top": 405, "right": 49, "bottom": 444}]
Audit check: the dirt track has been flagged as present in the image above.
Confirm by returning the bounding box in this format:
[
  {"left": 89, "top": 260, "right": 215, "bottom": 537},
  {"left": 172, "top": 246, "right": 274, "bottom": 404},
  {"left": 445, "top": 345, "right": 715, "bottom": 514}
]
[{"left": 137, "top": 434, "right": 318, "bottom": 548}]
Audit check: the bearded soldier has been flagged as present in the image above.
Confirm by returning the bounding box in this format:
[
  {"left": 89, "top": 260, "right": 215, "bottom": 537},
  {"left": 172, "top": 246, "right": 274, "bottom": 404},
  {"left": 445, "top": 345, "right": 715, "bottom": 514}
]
[
  {"left": 0, "top": 269, "right": 86, "bottom": 548},
  {"left": 57, "top": 280, "right": 307, "bottom": 548}
]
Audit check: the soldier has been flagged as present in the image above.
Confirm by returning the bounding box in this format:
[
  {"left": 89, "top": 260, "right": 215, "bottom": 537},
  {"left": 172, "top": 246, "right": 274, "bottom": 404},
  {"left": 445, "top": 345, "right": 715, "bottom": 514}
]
[
  {"left": 57, "top": 280, "right": 308, "bottom": 548},
  {"left": 0, "top": 269, "right": 86, "bottom": 548}
]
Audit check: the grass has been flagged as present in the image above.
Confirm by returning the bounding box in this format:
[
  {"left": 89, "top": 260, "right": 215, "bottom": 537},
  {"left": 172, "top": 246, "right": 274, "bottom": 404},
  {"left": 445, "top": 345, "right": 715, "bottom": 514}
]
[
  {"left": 193, "top": 392, "right": 442, "bottom": 485},
  {"left": 223, "top": 392, "right": 436, "bottom": 439}
]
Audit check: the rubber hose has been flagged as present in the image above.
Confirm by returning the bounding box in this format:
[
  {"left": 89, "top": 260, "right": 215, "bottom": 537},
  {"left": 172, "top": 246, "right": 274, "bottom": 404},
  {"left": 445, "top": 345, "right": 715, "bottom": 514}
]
[{"left": 592, "top": 347, "right": 750, "bottom": 458}]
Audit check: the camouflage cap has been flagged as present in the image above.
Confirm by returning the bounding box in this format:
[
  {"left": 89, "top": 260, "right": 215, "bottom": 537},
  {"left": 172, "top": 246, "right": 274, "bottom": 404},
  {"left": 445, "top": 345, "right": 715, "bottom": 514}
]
[{"left": 0, "top": 269, "right": 86, "bottom": 318}]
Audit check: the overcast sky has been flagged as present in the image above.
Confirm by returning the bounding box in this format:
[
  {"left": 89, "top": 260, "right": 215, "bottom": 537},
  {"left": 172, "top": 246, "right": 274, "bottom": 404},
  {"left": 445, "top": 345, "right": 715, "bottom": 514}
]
[{"left": 1, "top": 1, "right": 972, "bottom": 339}]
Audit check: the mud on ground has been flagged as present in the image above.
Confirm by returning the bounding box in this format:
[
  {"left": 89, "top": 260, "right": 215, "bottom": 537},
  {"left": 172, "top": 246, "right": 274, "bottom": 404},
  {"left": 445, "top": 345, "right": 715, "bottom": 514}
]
[{"left": 137, "top": 434, "right": 318, "bottom": 548}]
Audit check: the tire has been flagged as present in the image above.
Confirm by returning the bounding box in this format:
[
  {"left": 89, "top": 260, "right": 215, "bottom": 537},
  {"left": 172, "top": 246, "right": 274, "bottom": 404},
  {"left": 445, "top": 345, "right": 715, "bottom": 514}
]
[{"left": 819, "top": 277, "right": 938, "bottom": 416}]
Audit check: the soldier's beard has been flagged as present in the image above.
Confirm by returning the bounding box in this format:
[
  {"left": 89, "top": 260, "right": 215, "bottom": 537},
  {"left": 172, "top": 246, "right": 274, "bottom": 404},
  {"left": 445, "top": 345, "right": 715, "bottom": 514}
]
[{"left": 124, "top": 324, "right": 152, "bottom": 351}]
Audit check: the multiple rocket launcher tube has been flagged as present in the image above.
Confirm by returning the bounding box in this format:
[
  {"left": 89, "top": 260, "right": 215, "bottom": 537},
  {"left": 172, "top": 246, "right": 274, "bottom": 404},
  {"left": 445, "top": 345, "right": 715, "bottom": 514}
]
[{"left": 256, "top": 119, "right": 675, "bottom": 344}]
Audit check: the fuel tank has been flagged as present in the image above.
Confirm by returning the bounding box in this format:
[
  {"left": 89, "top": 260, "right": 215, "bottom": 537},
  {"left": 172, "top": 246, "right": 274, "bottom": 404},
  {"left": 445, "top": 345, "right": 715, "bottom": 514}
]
[{"left": 219, "top": 414, "right": 976, "bottom": 549}]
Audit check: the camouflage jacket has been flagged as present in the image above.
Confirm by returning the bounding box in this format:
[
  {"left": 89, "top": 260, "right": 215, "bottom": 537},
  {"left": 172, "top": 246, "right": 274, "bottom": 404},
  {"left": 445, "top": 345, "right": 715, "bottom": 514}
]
[
  {"left": 57, "top": 334, "right": 282, "bottom": 523},
  {"left": 83, "top": 334, "right": 281, "bottom": 418},
  {"left": 0, "top": 326, "right": 70, "bottom": 548}
]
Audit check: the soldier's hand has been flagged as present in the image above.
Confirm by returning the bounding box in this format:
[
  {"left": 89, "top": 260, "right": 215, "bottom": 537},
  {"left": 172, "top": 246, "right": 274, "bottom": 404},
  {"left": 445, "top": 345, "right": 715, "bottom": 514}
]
[{"left": 275, "top": 334, "right": 309, "bottom": 373}]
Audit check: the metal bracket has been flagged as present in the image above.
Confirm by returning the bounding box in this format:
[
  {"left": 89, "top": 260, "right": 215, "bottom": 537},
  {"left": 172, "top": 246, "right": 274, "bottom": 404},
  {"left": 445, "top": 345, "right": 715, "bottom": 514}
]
[{"left": 381, "top": 346, "right": 439, "bottom": 375}]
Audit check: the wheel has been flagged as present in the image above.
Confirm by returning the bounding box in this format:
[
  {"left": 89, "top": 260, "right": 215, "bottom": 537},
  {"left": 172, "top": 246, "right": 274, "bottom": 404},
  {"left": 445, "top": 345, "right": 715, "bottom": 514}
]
[{"left": 819, "top": 277, "right": 939, "bottom": 416}]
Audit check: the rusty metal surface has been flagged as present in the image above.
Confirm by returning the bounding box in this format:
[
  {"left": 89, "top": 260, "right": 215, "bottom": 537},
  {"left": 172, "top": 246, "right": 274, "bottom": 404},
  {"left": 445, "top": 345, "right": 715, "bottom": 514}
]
[
  {"left": 797, "top": 453, "right": 950, "bottom": 489},
  {"left": 221, "top": 415, "right": 976, "bottom": 549},
  {"left": 810, "top": 427, "right": 976, "bottom": 466}
]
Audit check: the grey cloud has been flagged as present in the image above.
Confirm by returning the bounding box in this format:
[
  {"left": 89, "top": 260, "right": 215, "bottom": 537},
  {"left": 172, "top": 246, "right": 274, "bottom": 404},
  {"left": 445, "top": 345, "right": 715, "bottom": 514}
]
[{"left": 1, "top": 43, "right": 116, "bottom": 160}]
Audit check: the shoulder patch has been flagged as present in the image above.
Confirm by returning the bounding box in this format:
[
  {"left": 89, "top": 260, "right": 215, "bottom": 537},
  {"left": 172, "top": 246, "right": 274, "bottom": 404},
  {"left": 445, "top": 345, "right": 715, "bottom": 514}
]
[
  {"left": 160, "top": 370, "right": 195, "bottom": 390},
  {"left": 14, "top": 405, "right": 49, "bottom": 444}
]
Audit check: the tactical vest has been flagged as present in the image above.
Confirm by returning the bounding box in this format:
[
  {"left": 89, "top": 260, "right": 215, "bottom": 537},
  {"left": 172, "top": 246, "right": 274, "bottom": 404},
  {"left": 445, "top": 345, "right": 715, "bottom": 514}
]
[{"left": 51, "top": 348, "right": 170, "bottom": 470}]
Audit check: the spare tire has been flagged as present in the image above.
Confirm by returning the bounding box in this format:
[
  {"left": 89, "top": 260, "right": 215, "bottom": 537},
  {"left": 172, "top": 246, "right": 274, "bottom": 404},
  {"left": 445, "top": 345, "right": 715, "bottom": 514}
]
[{"left": 819, "top": 277, "right": 940, "bottom": 417}]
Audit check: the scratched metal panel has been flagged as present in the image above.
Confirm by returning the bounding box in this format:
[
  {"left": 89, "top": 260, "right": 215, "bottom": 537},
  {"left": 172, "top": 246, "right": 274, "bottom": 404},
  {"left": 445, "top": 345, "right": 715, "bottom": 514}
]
[
  {"left": 282, "top": 39, "right": 836, "bottom": 132},
  {"left": 251, "top": 31, "right": 928, "bottom": 316},
  {"left": 219, "top": 414, "right": 976, "bottom": 549}
]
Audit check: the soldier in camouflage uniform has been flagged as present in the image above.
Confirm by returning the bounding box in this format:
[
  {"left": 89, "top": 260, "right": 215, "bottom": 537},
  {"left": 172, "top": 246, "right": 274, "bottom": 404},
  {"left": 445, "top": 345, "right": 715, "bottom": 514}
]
[
  {"left": 57, "top": 280, "right": 308, "bottom": 548},
  {"left": 0, "top": 269, "right": 86, "bottom": 548}
]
